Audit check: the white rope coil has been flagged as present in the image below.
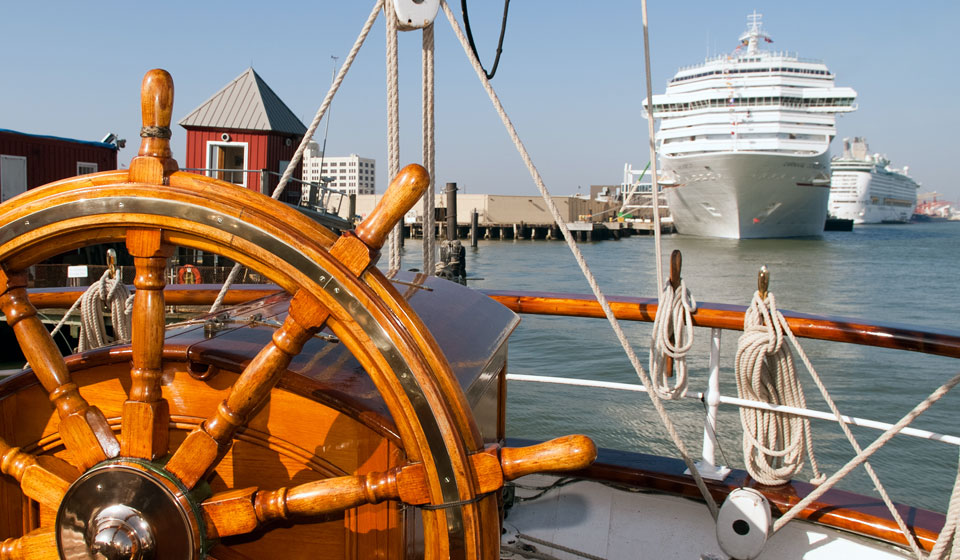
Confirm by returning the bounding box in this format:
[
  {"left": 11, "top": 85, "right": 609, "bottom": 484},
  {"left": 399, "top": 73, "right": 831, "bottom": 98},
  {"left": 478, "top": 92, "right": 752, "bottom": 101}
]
[
  {"left": 78, "top": 269, "right": 133, "bottom": 352},
  {"left": 650, "top": 279, "right": 696, "bottom": 400},
  {"left": 735, "top": 290, "right": 824, "bottom": 486}
]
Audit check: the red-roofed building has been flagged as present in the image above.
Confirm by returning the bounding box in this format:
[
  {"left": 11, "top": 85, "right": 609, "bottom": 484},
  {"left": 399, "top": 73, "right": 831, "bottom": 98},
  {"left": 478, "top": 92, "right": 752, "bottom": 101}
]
[{"left": 179, "top": 68, "right": 307, "bottom": 203}]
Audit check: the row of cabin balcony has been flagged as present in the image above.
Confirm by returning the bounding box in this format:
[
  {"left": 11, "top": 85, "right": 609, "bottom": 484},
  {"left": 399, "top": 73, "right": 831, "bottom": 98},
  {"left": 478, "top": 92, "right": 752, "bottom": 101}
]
[
  {"left": 666, "top": 77, "right": 844, "bottom": 96},
  {"left": 662, "top": 132, "right": 829, "bottom": 144},
  {"left": 659, "top": 126, "right": 834, "bottom": 141},
  {"left": 670, "top": 64, "right": 833, "bottom": 84},
  {"left": 647, "top": 95, "right": 856, "bottom": 115},
  {"left": 658, "top": 112, "right": 839, "bottom": 129},
  {"left": 674, "top": 53, "right": 827, "bottom": 73},
  {"left": 658, "top": 122, "right": 837, "bottom": 136},
  {"left": 659, "top": 136, "right": 830, "bottom": 156}
]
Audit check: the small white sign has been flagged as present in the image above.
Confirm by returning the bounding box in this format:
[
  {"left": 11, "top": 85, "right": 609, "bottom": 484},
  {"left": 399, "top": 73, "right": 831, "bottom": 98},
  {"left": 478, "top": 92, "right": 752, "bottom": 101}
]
[{"left": 67, "top": 265, "right": 89, "bottom": 279}]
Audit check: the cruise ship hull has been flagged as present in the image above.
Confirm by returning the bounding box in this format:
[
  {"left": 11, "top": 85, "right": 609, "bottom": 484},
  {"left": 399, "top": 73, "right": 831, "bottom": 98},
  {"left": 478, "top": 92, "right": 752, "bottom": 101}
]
[{"left": 661, "top": 152, "right": 831, "bottom": 239}]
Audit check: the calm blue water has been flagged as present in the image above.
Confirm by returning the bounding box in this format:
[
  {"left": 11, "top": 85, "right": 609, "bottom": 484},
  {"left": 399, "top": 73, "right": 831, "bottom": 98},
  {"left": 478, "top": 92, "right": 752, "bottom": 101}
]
[{"left": 395, "top": 222, "right": 960, "bottom": 513}]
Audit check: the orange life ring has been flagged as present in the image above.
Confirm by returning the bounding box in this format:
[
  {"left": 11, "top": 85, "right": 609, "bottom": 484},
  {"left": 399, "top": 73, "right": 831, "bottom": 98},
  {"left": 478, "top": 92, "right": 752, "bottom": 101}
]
[{"left": 177, "top": 264, "right": 202, "bottom": 284}]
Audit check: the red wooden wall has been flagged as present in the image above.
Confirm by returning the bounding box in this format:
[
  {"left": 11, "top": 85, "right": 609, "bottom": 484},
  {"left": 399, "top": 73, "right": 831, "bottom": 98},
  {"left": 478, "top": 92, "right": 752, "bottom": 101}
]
[
  {"left": 182, "top": 128, "right": 303, "bottom": 202},
  {"left": 0, "top": 129, "right": 117, "bottom": 189}
]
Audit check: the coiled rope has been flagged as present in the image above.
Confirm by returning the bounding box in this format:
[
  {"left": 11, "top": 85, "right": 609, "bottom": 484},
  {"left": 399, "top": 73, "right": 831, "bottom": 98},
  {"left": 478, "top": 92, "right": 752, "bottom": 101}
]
[
  {"left": 50, "top": 269, "right": 133, "bottom": 353},
  {"left": 649, "top": 277, "right": 696, "bottom": 400},
  {"left": 735, "top": 290, "right": 824, "bottom": 486}
]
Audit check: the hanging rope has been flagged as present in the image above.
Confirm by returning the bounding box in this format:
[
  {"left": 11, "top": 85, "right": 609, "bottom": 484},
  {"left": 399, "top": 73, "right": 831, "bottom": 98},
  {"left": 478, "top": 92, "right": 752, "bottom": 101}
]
[
  {"left": 735, "top": 290, "right": 824, "bottom": 486},
  {"left": 441, "top": 0, "right": 719, "bottom": 519},
  {"left": 649, "top": 278, "right": 696, "bottom": 400},
  {"left": 422, "top": 23, "right": 437, "bottom": 275},
  {"left": 929, "top": 451, "right": 960, "bottom": 559},
  {"left": 385, "top": 0, "right": 402, "bottom": 273},
  {"left": 640, "top": 0, "right": 664, "bottom": 295},
  {"left": 208, "top": 0, "right": 384, "bottom": 314}
]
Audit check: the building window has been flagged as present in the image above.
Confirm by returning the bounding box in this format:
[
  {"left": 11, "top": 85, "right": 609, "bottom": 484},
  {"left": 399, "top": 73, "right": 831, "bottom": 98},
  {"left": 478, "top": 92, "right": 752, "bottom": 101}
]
[{"left": 77, "top": 162, "right": 98, "bottom": 175}]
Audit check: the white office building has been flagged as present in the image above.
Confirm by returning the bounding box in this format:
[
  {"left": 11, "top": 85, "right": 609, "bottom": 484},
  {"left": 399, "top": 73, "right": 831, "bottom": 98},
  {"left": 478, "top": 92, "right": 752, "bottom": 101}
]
[{"left": 301, "top": 142, "right": 376, "bottom": 197}]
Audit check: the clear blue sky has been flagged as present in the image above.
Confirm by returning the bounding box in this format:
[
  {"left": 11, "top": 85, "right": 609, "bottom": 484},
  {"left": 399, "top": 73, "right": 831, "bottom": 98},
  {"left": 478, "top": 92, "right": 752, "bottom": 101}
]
[{"left": 2, "top": 1, "right": 957, "bottom": 200}]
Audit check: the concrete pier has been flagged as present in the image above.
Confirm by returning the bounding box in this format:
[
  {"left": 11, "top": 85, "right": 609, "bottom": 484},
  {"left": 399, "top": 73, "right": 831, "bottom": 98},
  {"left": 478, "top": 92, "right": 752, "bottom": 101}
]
[{"left": 348, "top": 193, "right": 674, "bottom": 241}]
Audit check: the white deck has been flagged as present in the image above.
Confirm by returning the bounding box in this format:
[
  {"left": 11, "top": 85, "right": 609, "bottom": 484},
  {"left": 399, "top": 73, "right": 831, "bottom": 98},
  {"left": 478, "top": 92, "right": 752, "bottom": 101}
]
[{"left": 501, "top": 475, "right": 912, "bottom": 560}]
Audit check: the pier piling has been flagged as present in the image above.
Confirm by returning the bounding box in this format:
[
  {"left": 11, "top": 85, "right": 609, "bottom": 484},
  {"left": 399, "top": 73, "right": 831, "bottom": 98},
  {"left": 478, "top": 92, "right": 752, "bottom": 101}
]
[
  {"left": 470, "top": 210, "right": 478, "bottom": 247},
  {"left": 445, "top": 183, "right": 458, "bottom": 241}
]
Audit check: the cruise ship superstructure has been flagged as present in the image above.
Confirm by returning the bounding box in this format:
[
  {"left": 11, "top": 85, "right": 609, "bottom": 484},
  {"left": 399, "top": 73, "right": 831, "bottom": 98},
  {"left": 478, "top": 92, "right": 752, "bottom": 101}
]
[
  {"left": 643, "top": 13, "right": 857, "bottom": 238},
  {"left": 829, "top": 137, "right": 918, "bottom": 224}
]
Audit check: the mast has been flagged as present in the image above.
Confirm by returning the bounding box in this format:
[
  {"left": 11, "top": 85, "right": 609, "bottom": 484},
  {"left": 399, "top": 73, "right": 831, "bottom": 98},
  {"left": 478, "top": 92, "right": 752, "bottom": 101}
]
[{"left": 738, "top": 11, "right": 771, "bottom": 55}]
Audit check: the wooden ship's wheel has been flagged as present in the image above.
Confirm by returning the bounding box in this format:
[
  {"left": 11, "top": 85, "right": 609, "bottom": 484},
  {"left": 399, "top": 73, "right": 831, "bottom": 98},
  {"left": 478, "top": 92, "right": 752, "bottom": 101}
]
[{"left": 0, "top": 70, "right": 595, "bottom": 559}]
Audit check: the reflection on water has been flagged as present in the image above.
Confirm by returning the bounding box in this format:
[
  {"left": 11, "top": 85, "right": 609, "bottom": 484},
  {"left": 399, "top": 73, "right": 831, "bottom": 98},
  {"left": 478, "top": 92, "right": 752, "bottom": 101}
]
[{"left": 397, "top": 222, "right": 960, "bottom": 513}]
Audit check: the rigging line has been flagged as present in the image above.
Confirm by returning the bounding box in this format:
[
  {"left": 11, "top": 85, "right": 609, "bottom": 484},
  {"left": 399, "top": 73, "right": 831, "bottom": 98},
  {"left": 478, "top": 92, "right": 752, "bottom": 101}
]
[
  {"left": 641, "top": 0, "right": 664, "bottom": 297},
  {"left": 208, "top": 0, "right": 383, "bottom": 314},
  {"left": 441, "top": 0, "right": 719, "bottom": 520},
  {"left": 460, "top": 0, "right": 511, "bottom": 80},
  {"left": 928, "top": 450, "right": 960, "bottom": 559},
  {"left": 777, "top": 299, "right": 925, "bottom": 557},
  {"left": 773, "top": 368, "right": 960, "bottom": 532},
  {"left": 618, "top": 161, "right": 650, "bottom": 216},
  {"left": 317, "top": 55, "right": 339, "bottom": 200},
  {"left": 516, "top": 533, "right": 607, "bottom": 560},
  {"left": 699, "top": 398, "right": 734, "bottom": 469},
  {"left": 386, "top": 0, "right": 402, "bottom": 272},
  {"left": 422, "top": 24, "right": 437, "bottom": 275}
]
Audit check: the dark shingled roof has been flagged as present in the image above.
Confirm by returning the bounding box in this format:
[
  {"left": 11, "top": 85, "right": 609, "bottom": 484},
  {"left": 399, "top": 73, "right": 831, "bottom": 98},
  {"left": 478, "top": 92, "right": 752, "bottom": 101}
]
[{"left": 179, "top": 68, "right": 307, "bottom": 135}]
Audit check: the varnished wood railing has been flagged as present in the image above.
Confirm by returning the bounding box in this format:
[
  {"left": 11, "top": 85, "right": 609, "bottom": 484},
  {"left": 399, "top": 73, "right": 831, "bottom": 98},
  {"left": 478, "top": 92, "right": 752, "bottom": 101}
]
[
  {"left": 26, "top": 285, "right": 960, "bottom": 360},
  {"left": 482, "top": 289, "right": 960, "bottom": 359}
]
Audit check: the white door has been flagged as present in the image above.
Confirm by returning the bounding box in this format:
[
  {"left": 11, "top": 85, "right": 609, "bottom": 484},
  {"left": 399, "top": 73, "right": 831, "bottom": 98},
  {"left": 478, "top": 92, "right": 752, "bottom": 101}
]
[{"left": 0, "top": 155, "right": 27, "bottom": 203}]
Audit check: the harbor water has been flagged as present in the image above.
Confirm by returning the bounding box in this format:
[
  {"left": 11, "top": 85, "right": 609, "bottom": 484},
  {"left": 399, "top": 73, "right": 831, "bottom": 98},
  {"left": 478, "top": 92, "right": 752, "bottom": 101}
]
[{"left": 394, "top": 222, "right": 960, "bottom": 514}]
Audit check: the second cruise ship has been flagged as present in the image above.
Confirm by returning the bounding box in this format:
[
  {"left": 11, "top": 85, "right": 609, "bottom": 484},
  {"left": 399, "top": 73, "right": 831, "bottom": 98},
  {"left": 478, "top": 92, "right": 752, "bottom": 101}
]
[
  {"left": 828, "top": 137, "right": 918, "bottom": 224},
  {"left": 643, "top": 13, "right": 857, "bottom": 238}
]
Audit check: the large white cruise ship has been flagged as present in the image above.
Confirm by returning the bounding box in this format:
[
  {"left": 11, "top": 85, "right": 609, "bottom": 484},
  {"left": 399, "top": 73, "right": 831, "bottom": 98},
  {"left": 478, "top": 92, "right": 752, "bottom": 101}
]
[
  {"left": 828, "top": 137, "right": 918, "bottom": 224},
  {"left": 643, "top": 14, "right": 857, "bottom": 238}
]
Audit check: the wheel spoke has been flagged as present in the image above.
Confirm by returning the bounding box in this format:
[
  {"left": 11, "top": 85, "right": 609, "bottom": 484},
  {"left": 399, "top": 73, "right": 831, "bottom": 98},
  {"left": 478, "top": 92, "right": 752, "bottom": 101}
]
[
  {"left": 0, "top": 437, "right": 78, "bottom": 510},
  {"left": 165, "top": 291, "right": 329, "bottom": 489},
  {"left": 199, "top": 437, "right": 596, "bottom": 539},
  {"left": 201, "top": 469, "right": 404, "bottom": 539},
  {"left": 121, "top": 228, "right": 175, "bottom": 460},
  {"left": 0, "top": 529, "right": 57, "bottom": 560},
  {"left": 0, "top": 270, "right": 119, "bottom": 470}
]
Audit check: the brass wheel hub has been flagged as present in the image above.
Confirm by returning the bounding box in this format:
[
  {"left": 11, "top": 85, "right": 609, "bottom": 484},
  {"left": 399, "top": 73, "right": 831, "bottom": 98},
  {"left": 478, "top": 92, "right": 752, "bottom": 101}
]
[{"left": 56, "top": 461, "right": 203, "bottom": 560}]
